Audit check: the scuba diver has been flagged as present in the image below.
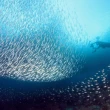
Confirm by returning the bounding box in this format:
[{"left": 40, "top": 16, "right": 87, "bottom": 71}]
[
  {"left": 90, "top": 41, "right": 110, "bottom": 52},
  {"left": 90, "top": 37, "right": 110, "bottom": 52}
]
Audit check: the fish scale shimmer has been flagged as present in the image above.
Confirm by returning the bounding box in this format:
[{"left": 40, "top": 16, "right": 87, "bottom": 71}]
[{"left": 0, "top": 0, "right": 88, "bottom": 82}]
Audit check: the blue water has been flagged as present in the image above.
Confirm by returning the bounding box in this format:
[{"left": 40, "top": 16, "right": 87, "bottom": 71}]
[{"left": 0, "top": 0, "right": 110, "bottom": 108}]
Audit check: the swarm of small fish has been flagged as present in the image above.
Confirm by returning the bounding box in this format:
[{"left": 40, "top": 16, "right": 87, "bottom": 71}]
[
  {"left": 0, "top": 0, "right": 88, "bottom": 82},
  {"left": 0, "top": 65, "right": 110, "bottom": 107},
  {"left": 0, "top": 33, "right": 82, "bottom": 82}
]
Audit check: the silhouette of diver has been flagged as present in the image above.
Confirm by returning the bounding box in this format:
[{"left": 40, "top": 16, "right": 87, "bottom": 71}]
[{"left": 90, "top": 41, "right": 110, "bottom": 52}]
